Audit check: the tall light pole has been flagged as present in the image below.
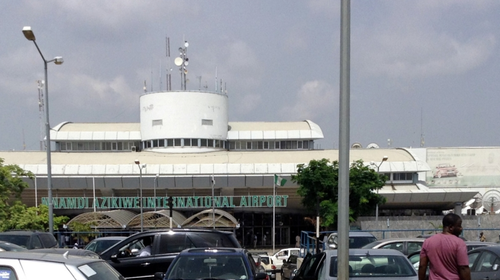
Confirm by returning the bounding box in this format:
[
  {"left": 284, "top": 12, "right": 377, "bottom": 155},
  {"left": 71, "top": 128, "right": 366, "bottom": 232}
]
[
  {"left": 22, "top": 26, "right": 63, "bottom": 235},
  {"left": 135, "top": 160, "right": 146, "bottom": 232},
  {"left": 375, "top": 156, "right": 388, "bottom": 222}
]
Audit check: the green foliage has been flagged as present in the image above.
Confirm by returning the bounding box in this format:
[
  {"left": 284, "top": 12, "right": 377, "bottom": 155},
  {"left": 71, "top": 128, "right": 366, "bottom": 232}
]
[
  {"left": 0, "top": 158, "right": 70, "bottom": 232},
  {"left": 293, "top": 158, "right": 386, "bottom": 229},
  {"left": 1, "top": 204, "right": 69, "bottom": 232}
]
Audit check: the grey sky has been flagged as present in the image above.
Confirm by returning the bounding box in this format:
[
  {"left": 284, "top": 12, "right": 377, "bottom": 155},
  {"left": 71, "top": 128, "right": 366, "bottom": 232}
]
[{"left": 1, "top": 0, "right": 499, "bottom": 151}]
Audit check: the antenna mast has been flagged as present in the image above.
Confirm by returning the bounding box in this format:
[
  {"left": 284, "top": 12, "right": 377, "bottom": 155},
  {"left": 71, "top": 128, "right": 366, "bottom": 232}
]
[
  {"left": 174, "top": 40, "right": 189, "bottom": 90},
  {"left": 37, "top": 80, "right": 45, "bottom": 151},
  {"left": 420, "top": 108, "right": 425, "bottom": 147},
  {"left": 166, "top": 37, "right": 172, "bottom": 91}
]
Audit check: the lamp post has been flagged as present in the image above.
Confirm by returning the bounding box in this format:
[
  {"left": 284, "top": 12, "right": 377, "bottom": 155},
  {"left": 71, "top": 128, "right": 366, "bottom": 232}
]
[
  {"left": 22, "top": 26, "right": 63, "bottom": 235},
  {"left": 135, "top": 160, "right": 146, "bottom": 232},
  {"left": 375, "top": 156, "right": 388, "bottom": 222}
]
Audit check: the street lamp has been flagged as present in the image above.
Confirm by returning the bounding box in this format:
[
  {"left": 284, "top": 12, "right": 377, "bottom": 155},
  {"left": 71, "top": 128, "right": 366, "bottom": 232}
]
[
  {"left": 135, "top": 160, "right": 146, "bottom": 232},
  {"left": 373, "top": 156, "right": 388, "bottom": 222},
  {"left": 23, "top": 26, "right": 63, "bottom": 235}
]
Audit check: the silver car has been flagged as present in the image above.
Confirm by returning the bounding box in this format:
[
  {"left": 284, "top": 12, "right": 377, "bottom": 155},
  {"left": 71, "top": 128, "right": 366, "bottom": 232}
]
[
  {"left": 361, "top": 238, "right": 425, "bottom": 256},
  {"left": 0, "top": 251, "right": 124, "bottom": 280},
  {"left": 293, "top": 248, "right": 417, "bottom": 280}
]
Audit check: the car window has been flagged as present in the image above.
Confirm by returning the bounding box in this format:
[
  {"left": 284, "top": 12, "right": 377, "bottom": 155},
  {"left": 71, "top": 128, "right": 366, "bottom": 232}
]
[
  {"left": 407, "top": 242, "right": 423, "bottom": 255},
  {"left": 31, "top": 236, "right": 43, "bottom": 249},
  {"left": 301, "top": 253, "right": 324, "bottom": 278},
  {"left": 39, "top": 234, "right": 56, "bottom": 248},
  {"left": 167, "top": 255, "right": 249, "bottom": 279},
  {"left": 0, "top": 236, "right": 29, "bottom": 248},
  {"left": 468, "top": 251, "right": 480, "bottom": 269},
  {"left": 187, "top": 232, "right": 237, "bottom": 248},
  {"left": 0, "top": 266, "right": 17, "bottom": 280},
  {"left": 380, "top": 242, "right": 404, "bottom": 252},
  {"left": 475, "top": 251, "right": 500, "bottom": 272},
  {"left": 117, "top": 237, "right": 148, "bottom": 257},
  {"left": 158, "top": 233, "right": 192, "bottom": 254},
  {"left": 332, "top": 255, "right": 417, "bottom": 277}
]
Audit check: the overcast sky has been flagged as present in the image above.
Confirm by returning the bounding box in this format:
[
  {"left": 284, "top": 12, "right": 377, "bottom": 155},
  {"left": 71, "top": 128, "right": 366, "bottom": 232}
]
[{"left": 1, "top": 0, "right": 499, "bottom": 152}]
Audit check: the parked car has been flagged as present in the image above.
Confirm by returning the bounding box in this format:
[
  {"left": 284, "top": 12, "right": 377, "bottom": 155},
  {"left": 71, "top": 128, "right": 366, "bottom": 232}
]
[
  {"left": 326, "top": 231, "right": 377, "bottom": 249},
  {"left": 251, "top": 254, "right": 267, "bottom": 274},
  {"left": 155, "top": 248, "right": 268, "bottom": 280},
  {"left": 99, "top": 229, "right": 240, "bottom": 280},
  {"left": 468, "top": 246, "right": 500, "bottom": 280},
  {"left": 465, "top": 241, "right": 498, "bottom": 251},
  {"left": 361, "top": 237, "right": 425, "bottom": 256},
  {"left": 270, "top": 247, "right": 301, "bottom": 269},
  {"left": 259, "top": 254, "right": 277, "bottom": 280},
  {"left": 31, "top": 248, "right": 101, "bottom": 259},
  {"left": 85, "top": 236, "right": 127, "bottom": 254},
  {"left": 0, "top": 240, "right": 27, "bottom": 252},
  {"left": 293, "top": 248, "right": 417, "bottom": 280},
  {"left": 281, "top": 254, "right": 299, "bottom": 280},
  {"left": 0, "top": 230, "right": 57, "bottom": 249},
  {"left": 0, "top": 251, "right": 124, "bottom": 280}
]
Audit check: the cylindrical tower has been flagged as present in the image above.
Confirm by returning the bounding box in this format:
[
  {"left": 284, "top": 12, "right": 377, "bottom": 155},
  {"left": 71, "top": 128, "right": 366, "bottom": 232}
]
[{"left": 139, "top": 90, "right": 228, "bottom": 153}]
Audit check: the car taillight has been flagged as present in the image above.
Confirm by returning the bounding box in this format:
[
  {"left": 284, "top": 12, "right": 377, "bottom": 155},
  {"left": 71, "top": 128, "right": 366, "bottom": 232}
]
[{"left": 271, "top": 265, "right": 276, "bottom": 270}]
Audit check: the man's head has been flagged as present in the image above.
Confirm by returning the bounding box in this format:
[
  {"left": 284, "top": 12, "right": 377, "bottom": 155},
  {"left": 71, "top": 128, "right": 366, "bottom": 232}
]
[
  {"left": 143, "top": 237, "right": 152, "bottom": 246},
  {"left": 442, "top": 213, "right": 463, "bottom": 237}
]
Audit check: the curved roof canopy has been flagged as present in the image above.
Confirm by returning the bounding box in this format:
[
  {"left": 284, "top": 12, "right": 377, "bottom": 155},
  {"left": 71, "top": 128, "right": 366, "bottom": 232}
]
[{"left": 182, "top": 209, "right": 239, "bottom": 229}]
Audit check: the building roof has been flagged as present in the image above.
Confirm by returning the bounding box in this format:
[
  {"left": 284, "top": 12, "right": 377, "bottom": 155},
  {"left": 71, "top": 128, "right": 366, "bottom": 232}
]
[{"left": 50, "top": 120, "right": 324, "bottom": 141}]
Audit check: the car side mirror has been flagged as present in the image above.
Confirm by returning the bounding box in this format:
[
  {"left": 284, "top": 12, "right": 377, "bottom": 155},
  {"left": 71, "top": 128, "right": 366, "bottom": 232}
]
[
  {"left": 493, "top": 264, "right": 499, "bottom": 271},
  {"left": 154, "top": 272, "right": 164, "bottom": 280},
  {"left": 255, "top": 272, "right": 268, "bottom": 280}
]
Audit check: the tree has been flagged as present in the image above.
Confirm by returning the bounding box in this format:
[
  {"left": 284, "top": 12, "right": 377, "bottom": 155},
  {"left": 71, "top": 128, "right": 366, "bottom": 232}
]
[
  {"left": 4, "top": 204, "right": 69, "bottom": 232},
  {"left": 0, "top": 158, "right": 70, "bottom": 232},
  {"left": 0, "top": 158, "right": 32, "bottom": 227},
  {"left": 292, "top": 158, "right": 386, "bottom": 229}
]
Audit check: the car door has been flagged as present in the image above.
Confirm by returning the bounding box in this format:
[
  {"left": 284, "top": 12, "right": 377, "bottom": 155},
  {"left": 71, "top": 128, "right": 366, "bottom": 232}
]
[
  {"left": 470, "top": 250, "right": 500, "bottom": 280},
  {"left": 107, "top": 234, "right": 159, "bottom": 280}
]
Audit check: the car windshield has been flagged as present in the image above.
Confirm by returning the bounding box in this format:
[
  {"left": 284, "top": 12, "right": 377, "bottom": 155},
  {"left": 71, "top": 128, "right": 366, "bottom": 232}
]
[
  {"left": 166, "top": 255, "right": 249, "bottom": 280},
  {"left": 78, "top": 261, "right": 124, "bottom": 280},
  {"left": 331, "top": 255, "right": 417, "bottom": 277}
]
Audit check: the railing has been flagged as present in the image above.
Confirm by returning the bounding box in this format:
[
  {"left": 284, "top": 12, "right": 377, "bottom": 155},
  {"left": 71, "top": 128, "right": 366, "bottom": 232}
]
[{"left": 299, "top": 227, "right": 500, "bottom": 256}]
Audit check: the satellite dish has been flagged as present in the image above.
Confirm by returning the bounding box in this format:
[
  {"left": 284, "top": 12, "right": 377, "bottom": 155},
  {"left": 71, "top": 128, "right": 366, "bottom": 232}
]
[
  {"left": 174, "top": 57, "right": 183, "bottom": 66},
  {"left": 367, "top": 143, "right": 380, "bottom": 149},
  {"left": 351, "top": 143, "right": 362, "bottom": 149},
  {"left": 482, "top": 190, "right": 500, "bottom": 213}
]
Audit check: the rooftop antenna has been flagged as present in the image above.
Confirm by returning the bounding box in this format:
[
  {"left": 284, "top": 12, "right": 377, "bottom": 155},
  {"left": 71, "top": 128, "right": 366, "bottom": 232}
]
[
  {"left": 143, "top": 80, "right": 147, "bottom": 93},
  {"left": 150, "top": 64, "right": 154, "bottom": 92},
  {"left": 159, "top": 59, "right": 162, "bottom": 91},
  {"left": 420, "top": 108, "right": 425, "bottom": 147},
  {"left": 166, "top": 36, "right": 172, "bottom": 91},
  {"left": 37, "top": 80, "right": 45, "bottom": 151},
  {"left": 215, "top": 67, "right": 218, "bottom": 92},
  {"left": 174, "top": 40, "right": 189, "bottom": 90}
]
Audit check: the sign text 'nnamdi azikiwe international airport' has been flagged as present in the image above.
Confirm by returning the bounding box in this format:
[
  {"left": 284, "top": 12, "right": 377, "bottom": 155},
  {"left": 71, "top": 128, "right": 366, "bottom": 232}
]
[{"left": 41, "top": 195, "right": 289, "bottom": 210}]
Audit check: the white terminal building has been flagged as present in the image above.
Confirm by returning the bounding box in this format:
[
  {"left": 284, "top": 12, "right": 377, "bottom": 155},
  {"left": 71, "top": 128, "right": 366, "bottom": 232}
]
[{"left": 2, "top": 44, "right": 499, "bottom": 247}]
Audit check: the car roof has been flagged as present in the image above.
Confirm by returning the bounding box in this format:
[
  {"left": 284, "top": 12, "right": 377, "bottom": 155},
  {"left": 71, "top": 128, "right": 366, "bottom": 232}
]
[
  {"left": 31, "top": 248, "right": 101, "bottom": 259},
  {"left": 0, "top": 231, "right": 49, "bottom": 236},
  {"left": 325, "top": 248, "right": 407, "bottom": 257},
  {"left": 91, "top": 236, "right": 127, "bottom": 241},
  {"left": 465, "top": 241, "right": 497, "bottom": 246},
  {"left": 468, "top": 246, "right": 500, "bottom": 254},
  {"left": 0, "top": 251, "right": 103, "bottom": 265},
  {"left": 363, "top": 237, "right": 425, "bottom": 246},
  {"left": 329, "top": 231, "right": 376, "bottom": 237},
  {"left": 179, "top": 247, "right": 247, "bottom": 255}
]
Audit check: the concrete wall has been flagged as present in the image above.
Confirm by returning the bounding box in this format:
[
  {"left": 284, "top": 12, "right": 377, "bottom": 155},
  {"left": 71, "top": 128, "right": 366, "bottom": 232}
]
[{"left": 358, "top": 215, "right": 500, "bottom": 242}]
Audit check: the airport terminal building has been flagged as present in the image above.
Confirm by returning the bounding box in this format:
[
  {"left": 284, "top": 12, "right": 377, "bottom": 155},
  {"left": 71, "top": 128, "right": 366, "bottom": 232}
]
[{"left": 1, "top": 87, "right": 497, "bottom": 247}]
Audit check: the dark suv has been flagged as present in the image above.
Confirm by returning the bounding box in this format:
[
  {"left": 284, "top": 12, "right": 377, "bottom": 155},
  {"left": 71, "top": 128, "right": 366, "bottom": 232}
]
[
  {"left": 0, "top": 230, "right": 57, "bottom": 249},
  {"left": 99, "top": 229, "right": 240, "bottom": 280},
  {"left": 157, "top": 248, "right": 268, "bottom": 280}
]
